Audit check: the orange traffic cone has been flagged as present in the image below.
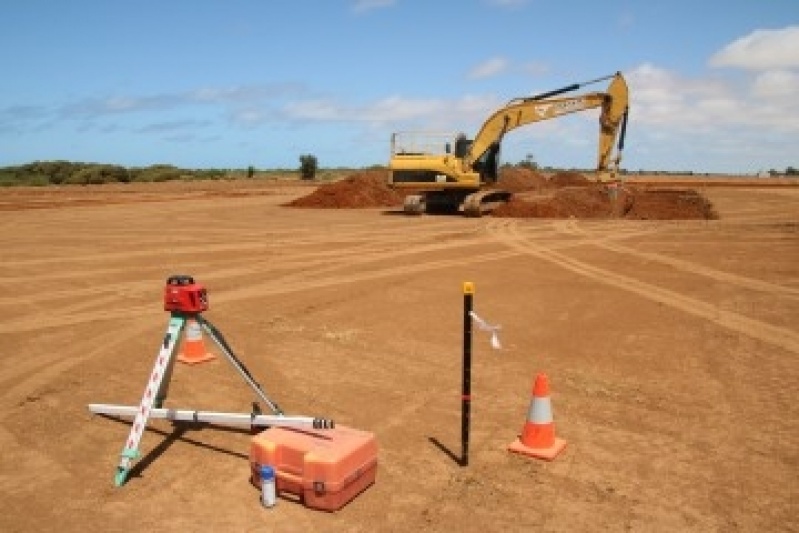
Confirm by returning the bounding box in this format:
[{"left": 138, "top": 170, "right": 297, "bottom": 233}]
[
  {"left": 178, "top": 319, "right": 215, "bottom": 365},
  {"left": 508, "top": 373, "right": 566, "bottom": 460}
]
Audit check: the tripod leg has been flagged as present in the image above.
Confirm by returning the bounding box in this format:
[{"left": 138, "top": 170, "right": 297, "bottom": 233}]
[
  {"left": 154, "top": 315, "right": 184, "bottom": 408},
  {"left": 114, "top": 314, "right": 186, "bottom": 487},
  {"left": 196, "top": 315, "right": 284, "bottom": 415}
]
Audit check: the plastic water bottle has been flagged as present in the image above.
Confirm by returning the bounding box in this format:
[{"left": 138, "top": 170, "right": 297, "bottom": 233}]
[{"left": 260, "top": 465, "right": 277, "bottom": 508}]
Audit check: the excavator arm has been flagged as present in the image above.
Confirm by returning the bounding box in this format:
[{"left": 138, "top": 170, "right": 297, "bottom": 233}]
[{"left": 464, "top": 72, "right": 629, "bottom": 179}]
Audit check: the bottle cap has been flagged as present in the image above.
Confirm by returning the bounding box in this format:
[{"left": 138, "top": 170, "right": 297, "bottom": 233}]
[{"left": 260, "top": 465, "right": 275, "bottom": 480}]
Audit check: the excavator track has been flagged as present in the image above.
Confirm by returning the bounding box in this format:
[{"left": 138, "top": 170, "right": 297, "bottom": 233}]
[
  {"left": 402, "top": 194, "right": 426, "bottom": 215},
  {"left": 460, "top": 189, "right": 513, "bottom": 217}
]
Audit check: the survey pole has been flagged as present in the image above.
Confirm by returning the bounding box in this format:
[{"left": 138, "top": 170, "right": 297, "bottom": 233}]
[{"left": 461, "top": 281, "right": 474, "bottom": 466}]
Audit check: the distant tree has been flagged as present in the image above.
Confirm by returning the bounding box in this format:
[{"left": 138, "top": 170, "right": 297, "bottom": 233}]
[
  {"left": 517, "top": 153, "right": 538, "bottom": 170},
  {"left": 247, "top": 165, "right": 255, "bottom": 178},
  {"left": 299, "top": 154, "right": 318, "bottom": 180},
  {"left": 786, "top": 166, "right": 797, "bottom": 176}
]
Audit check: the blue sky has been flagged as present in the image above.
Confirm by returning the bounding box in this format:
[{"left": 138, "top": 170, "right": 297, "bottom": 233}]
[{"left": 1, "top": 1, "right": 797, "bottom": 173}]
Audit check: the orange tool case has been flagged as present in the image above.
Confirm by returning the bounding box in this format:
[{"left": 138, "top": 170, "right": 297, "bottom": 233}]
[{"left": 250, "top": 425, "right": 377, "bottom": 511}]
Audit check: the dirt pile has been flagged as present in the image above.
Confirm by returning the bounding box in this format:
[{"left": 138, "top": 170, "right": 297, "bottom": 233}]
[
  {"left": 494, "top": 167, "right": 547, "bottom": 192},
  {"left": 285, "top": 170, "right": 403, "bottom": 208},
  {"left": 624, "top": 188, "right": 718, "bottom": 220},
  {"left": 547, "top": 171, "right": 591, "bottom": 187},
  {"left": 492, "top": 183, "right": 717, "bottom": 220},
  {"left": 285, "top": 167, "right": 548, "bottom": 208},
  {"left": 492, "top": 186, "right": 616, "bottom": 218},
  {"left": 285, "top": 170, "right": 717, "bottom": 220}
]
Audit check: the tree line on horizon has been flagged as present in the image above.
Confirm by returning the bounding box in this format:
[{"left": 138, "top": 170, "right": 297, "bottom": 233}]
[
  {"left": 0, "top": 160, "right": 338, "bottom": 187},
  {"left": 0, "top": 158, "right": 796, "bottom": 188},
  {"left": 0, "top": 161, "right": 233, "bottom": 187}
]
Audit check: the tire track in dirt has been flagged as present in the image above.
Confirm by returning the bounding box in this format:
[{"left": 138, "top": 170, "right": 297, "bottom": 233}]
[
  {"left": 487, "top": 219, "right": 799, "bottom": 355},
  {"left": 554, "top": 219, "right": 799, "bottom": 298},
  {"left": 0, "top": 215, "right": 546, "bottom": 282},
  {"left": 0, "top": 318, "right": 160, "bottom": 406},
  {"left": 0, "top": 215, "right": 712, "bottom": 398},
  {"left": 0, "top": 222, "right": 482, "bottom": 305},
  {"left": 0, "top": 245, "right": 519, "bottom": 335},
  {"left": 0, "top": 221, "right": 511, "bottom": 400},
  {"left": 0, "top": 220, "right": 664, "bottom": 333},
  {"left": 211, "top": 224, "right": 666, "bottom": 306},
  {"left": 0, "top": 230, "right": 496, "bottom": 319},
  {"left": 705, "top": 189, "right": 799, "bottom": 223},
  {"left": 0, "top": 219, "right": 470, "bottom": 270}
]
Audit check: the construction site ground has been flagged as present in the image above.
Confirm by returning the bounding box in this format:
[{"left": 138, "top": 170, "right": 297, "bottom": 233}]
[{"left": 0, "top": 174, "right": 797, "bottom": 532}]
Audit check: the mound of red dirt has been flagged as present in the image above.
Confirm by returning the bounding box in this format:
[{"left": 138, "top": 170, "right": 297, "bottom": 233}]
[
  {"left": 492, "top": 186, "right": 618, "bottom": 218},
  {"left": 285, "top": 170, "right": 403, "bottom": 208},
  {"left": 286, "top": 167, "right": 548, "bottom": 208},
  {"left": 285, "top": 170, "right": 717, "bottom": 220},
  {"left": 492, "top": 183, "right": 717, "bottom": 220},
  {"left": 495, "top": 167, "right": 547, "bottom": 192},
  {"left": 547, "top": 171, "right": 591, "bottom": 187},
  {"left": 623, "top": 188, "right": 718, "bottom": 220}
]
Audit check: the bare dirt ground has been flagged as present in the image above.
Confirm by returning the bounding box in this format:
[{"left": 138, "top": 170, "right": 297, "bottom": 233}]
[{"left": 0, "top": 176, "right": 797, "bottom": 532}]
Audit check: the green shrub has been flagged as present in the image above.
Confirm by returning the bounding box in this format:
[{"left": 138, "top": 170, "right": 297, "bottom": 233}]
[
  {"left": 131, "top": 164, "right": 182, "bottom": 183},
  {"left": 299, "top": 154, "right": 318, "bottom": 180},
  {"left": 28, "top": 175, "right": 50, "bottom": 187}
]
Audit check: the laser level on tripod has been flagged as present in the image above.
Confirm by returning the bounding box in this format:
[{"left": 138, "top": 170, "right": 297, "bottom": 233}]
[{"left": 88, "top": 275, "right": 334, "bottom": 487}]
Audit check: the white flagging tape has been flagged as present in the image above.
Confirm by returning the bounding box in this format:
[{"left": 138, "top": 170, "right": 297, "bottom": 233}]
[{"left": 469, "top": 311, "right": 502, "bottom": 350}]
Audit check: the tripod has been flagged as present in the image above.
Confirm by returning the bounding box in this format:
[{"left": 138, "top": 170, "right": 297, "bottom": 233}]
[{"left": 88, "top": 276, "right": 333, "bottom": 487}]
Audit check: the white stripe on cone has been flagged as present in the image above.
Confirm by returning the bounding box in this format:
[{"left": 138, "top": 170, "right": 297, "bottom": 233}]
[{"left": 528, "top": 396, "right": 553, "bottom": 424}]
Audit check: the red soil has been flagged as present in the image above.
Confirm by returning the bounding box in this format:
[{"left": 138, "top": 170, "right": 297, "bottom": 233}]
[
  {"left": 285, "top": 170, "right": 404, "bottom": 208},
  {"left": 285, "top": 168, "right": 718, "bottom": 220}
]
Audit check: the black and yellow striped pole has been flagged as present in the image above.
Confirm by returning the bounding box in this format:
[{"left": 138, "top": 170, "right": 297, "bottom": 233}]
[{"left": 461, "top": 281, "right": 474, "bottom": 467}]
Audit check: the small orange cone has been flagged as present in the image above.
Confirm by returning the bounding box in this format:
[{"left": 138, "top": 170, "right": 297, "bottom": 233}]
[
  {"left": 508, "top": 373, "right": 566, "bottom": 460},
  {"left": 178, "top": 319, "right": 215, "bottom": 365}
]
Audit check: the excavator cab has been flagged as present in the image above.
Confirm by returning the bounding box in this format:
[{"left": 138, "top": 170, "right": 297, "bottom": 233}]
[
  {"left": 473, "top": 142, "right": 501, "bottom": 184},
  {"left": 454, "top": 134, "right": 472, "bottom": 158},
  {"left": 455, "top": 134, "right": 499, "bottom": 184}
]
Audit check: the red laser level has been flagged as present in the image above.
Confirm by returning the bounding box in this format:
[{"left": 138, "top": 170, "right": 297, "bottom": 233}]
[{"left": 163, "top": 275, "right": 208, "bottom": 313}]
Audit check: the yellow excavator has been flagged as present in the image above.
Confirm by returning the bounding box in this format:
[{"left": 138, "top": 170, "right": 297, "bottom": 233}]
[{"left": 388, "top": 71, "right": 629, "bottom": 216}]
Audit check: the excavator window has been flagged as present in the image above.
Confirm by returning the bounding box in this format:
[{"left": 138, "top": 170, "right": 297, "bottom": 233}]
[
  {"left": 454, "top": 135, "right": 472, "bottom": 158},
  {"left": 474, "top": 143, "right": 500, "bottom": 184}
]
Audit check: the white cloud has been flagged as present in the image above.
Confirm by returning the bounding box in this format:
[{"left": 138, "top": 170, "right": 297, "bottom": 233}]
[
  {"left": 619, "top": 61, "right": 799, "bottom": 172},
  {"left": 364, "top": 96, "right": 445, "bottom": 122},
  {"left": 137, "top": 119, "right": 210, "bottom": 133},
  {"left": 230, "top": 108, "right": 271, "bottom": 127},
  {"left": 54, "top": 84, "right": 303, "bottom": 123},
  {"left": 283, "top": 94, "right": 499, "bottom": 129},
  {"left": 752, "top": 69, "right": 799, "bottom": 98},
  {"left": 283, "top": 99, "right": 349, "bottom": 121},
  {"left": 468, "top": 57, "right": 509, "bottom": 80},
  {"left": 351, "top": 0, "right": 396, "bottom": 14},
  {"left": 627, "top": 62, "right": 798, "bottom": 132},
  {"left": 709, "top": 26, "right": 799, "bottom": 70},
  {"left": 267, "top": 56, "right": 798, "bottom": 172}
]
